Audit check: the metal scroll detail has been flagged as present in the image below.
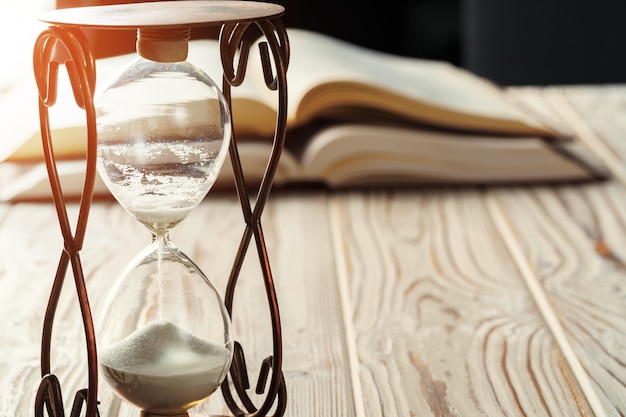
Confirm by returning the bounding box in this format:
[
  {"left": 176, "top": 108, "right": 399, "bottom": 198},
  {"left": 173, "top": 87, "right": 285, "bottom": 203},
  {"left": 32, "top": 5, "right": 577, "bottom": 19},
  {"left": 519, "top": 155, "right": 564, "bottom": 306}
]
[
  {"left": 32, "top": 25, "right": 100, "bottom": 417},
  {"left": 219, "top": 19, "right": 289, "bottom": 417}
]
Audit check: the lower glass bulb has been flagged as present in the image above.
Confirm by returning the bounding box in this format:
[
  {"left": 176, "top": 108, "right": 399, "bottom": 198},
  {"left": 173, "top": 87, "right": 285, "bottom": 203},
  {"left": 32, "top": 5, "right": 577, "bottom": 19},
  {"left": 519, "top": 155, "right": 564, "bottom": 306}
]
[{"left": 97, "top": 236, "right": 233, "bottom": 416}]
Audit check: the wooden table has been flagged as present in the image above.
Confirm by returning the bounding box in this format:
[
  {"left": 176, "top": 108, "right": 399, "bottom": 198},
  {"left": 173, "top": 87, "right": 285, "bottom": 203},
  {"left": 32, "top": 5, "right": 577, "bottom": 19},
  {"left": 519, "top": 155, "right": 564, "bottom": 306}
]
[{"left": 2, "top": 85, "right": 626, "bottom": 416}]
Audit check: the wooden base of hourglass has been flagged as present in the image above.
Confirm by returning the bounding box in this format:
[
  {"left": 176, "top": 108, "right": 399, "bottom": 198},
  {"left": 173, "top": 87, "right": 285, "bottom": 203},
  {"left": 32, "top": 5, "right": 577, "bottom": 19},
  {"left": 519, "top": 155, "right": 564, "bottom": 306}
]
[{"left": 33, "top": 2, "right": 289, "bottom": 417}]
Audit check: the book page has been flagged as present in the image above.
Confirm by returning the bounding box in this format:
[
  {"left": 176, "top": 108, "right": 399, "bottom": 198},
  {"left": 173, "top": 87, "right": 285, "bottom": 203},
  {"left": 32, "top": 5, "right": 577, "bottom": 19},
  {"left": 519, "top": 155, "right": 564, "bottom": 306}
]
[
  {"left": 0, "top": 71, "right": 87, "bottom": 162},
  {"left": 299, "top": 124, "right": 591, "bottom": 186},
  {"left": 1, "top": 50, "right": 137, "bottom": 162},
  {"left": 279, "top": 29, "right": 548, "bottom": 132},
  {"left": 0, "top": 142, "right": 302, "bottom": 202},
  {"left": 2, "top": 39, "right": 279, "bottom": 163}
]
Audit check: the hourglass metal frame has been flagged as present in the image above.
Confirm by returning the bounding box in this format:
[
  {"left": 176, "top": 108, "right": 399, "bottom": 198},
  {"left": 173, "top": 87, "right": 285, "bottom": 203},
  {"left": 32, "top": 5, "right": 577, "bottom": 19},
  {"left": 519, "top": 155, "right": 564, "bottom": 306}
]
[{"left": 31, "top": 2, "right": 289, "bottom": 417}]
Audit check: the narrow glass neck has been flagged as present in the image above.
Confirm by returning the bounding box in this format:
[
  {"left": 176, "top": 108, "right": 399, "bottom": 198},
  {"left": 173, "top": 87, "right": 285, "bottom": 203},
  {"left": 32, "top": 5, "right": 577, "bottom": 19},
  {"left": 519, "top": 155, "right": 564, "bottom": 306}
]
[
  {"left": 152, "top": 230, "right": 172, "bottom": 246},
  {"left": 136, "top": 27, "right": 191, "bottom": 62}
]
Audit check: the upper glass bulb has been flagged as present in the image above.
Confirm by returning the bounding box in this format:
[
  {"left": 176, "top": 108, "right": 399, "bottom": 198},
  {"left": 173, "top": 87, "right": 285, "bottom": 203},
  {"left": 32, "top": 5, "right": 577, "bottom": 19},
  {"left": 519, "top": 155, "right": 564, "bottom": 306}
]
[{"left": 95, "top": 27, "right": 231, "bottom": 234}]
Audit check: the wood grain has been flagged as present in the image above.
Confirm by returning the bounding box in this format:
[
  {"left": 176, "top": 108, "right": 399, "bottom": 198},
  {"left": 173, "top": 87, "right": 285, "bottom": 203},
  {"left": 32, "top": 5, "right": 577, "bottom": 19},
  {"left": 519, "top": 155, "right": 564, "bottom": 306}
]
[
  {"left": 511, "top": 86, "right": 626, "bottom": 185},
  {"left": 559, "top": 85, "right": 626, "bottom": 182},
  {"left": 329, "top": 190, "right": 594, "bottom": 416},
  {"left": 177, "top": 192, "right": 356, "bottom": 417},
  {"left": 491, "top": 87, "right": 626, "bottom": 415},
  {"left": 0, "top": 192, "right": 355, "bottom": 417},
  {"left": 3, "top": 85, "right": 626, "bottom": 417},
  {"left": 490, "top": 183, "right": 626, "bottom": 416}
]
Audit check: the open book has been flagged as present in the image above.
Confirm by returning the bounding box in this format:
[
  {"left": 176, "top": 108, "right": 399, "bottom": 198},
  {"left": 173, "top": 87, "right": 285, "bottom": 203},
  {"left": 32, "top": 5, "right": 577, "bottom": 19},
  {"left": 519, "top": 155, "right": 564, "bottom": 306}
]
[{"left": 0, "top": 29, "right": 607, "bottom": 201}]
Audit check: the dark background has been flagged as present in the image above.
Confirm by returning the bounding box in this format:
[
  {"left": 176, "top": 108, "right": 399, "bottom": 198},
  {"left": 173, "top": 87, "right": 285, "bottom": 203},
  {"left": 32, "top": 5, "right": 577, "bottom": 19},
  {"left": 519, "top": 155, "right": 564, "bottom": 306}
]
[
  {"left": 281, "top": 0, "right": 461, "bottom": 69},
  {"left": 58, "top": 0, "right": 626, "bottom": 86},
  {"left": 281, "top": 0, "right": 626, "bottom": 86}
]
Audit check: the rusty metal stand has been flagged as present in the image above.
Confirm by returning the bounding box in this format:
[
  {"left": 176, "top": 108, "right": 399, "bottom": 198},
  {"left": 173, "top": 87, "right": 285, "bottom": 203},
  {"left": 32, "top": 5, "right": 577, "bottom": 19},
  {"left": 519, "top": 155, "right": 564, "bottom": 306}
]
[{"left": 31, "top": 2, "right": 289, "bottom": 417}]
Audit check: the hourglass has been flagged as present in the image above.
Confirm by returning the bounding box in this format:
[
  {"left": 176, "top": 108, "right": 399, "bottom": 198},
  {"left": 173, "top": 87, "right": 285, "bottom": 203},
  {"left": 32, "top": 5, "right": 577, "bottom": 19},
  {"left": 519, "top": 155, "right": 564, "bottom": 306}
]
[
  {"left": 94, "top": 24, "right": 234, "bottom": 417},
  {"left": 33, "top": 2, "right": 289, "bottom": 417}
]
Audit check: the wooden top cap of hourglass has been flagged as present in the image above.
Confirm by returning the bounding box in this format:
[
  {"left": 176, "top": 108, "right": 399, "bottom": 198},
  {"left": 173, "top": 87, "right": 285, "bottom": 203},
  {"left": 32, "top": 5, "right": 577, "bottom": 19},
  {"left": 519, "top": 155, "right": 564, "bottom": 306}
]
[{"left": 38, "top": 0, "right": 284, "bottom": 29}]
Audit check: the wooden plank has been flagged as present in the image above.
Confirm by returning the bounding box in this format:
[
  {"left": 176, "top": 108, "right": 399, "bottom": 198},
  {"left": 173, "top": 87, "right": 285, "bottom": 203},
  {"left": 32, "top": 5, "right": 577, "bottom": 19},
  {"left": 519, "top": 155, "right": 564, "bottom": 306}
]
[
  {"left": 177, "top": 191, "right": 356, "bottom": 417},
  {"left": 491, "top": 86, "right": 626, "bottom": 415},
  {"left": 513, "top": 86, "right": 626, "bottom": 185},
  {"left": 489, "top": 182, "right": 626, "bottom": 416},
  {"left": 0, "top": 203, "right": 60, "bottom": 417},
  {"left": 0, "top": 202, "right": 147, "bottom": 417},
  {"left": 330, "top": 190, "right": 594, "bottom": 416},
  {"left": 0, "top": 192, "right": 356, "bottom": 417},
  {"left": 559, "top": 85, "right": 626, "bottom": 169}
]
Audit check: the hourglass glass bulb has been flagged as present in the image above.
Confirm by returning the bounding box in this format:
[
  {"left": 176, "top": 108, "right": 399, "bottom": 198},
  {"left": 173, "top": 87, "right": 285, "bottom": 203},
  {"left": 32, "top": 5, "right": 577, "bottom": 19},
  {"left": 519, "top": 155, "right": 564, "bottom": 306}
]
[
  {"left": 95, "top": 26, "right": 231, "bottom": 234},
  {"left": 95, "top": 26, "right": 233, "bottom": 417},
  {"left": 98, "top": 234, "right": 233, "bottom": 416}
]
